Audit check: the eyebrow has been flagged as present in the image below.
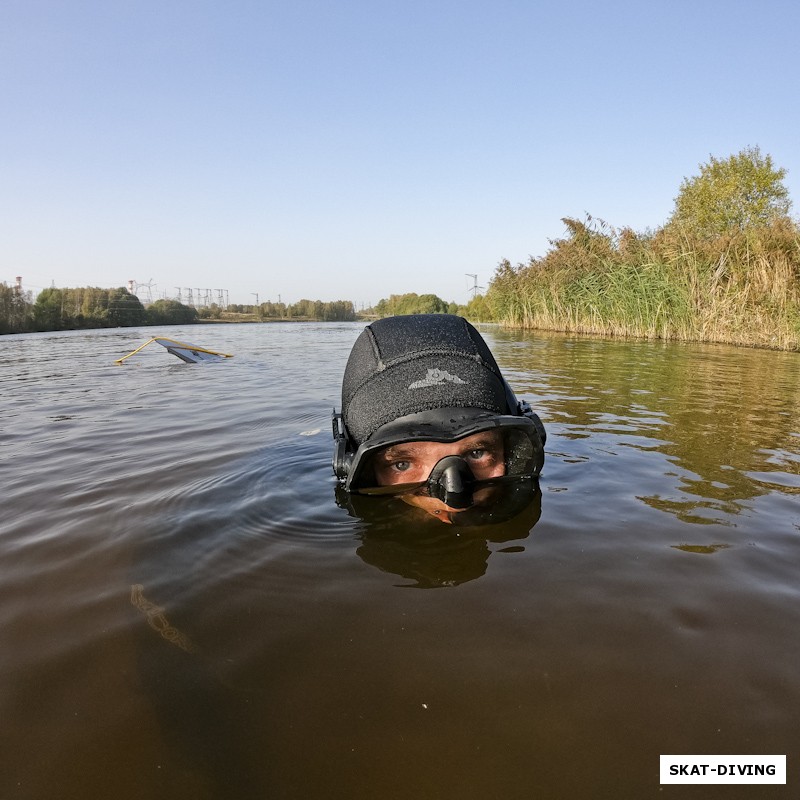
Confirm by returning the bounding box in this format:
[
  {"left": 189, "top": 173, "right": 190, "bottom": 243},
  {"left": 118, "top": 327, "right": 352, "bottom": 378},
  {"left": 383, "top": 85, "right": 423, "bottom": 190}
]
[
  {"left": 458, "top": 433, "right": 503, "bottom": 448},
  {"left": 379, "top": 434, "right": 503, "bottom": 460},
  {"left": 461, "top": 435, "right": 500, "bottom": 446},
  {"left": 379, "top": 444, "right": 425, "bottom": 460}
]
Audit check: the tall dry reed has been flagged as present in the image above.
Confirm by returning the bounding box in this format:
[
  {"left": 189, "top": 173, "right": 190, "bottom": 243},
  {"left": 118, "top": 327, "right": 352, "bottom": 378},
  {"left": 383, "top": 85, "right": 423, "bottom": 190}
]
[{"left": 487, "top": 217, "right": 800, "bottom": 350}]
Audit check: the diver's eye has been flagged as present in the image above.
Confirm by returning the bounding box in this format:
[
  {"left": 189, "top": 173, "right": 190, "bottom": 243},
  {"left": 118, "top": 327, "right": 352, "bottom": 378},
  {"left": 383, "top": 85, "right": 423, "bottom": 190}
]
[
  {"left": 465, "top": 449, "right": 487, "bottom": 461},
  {"left": 392, "top": 460, "right": 412, "bottom": 472}
]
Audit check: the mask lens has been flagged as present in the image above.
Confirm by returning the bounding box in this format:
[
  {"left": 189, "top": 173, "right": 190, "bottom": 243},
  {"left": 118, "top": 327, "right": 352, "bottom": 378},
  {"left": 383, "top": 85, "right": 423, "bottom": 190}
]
[
  {"left": 350, "top": 419, "right": 543, "bottom": 494},
  {"left": 503, "top": 427, "right": 538, "bottom": 477}
]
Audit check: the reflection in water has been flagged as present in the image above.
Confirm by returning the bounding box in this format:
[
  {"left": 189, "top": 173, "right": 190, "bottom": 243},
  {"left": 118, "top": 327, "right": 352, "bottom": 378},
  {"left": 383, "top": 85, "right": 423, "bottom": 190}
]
[
  {"left": 346, "top": 484, "right": 542, "bottom": 587},
  {"left": 358, "top": 531, "right": 493, "bottom": 588},
  {"left": 489, "top": 328, "right": 800, "bottom": 526},
  {"left": 671, "top": 543, "right": 731, "bottom": 554}
]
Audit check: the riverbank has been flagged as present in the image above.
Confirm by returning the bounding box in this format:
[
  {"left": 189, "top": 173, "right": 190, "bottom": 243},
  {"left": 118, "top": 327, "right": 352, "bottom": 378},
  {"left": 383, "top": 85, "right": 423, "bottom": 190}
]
[
  {"left": 197, "top": 313, "right": 329, "bottom": 324},
  {"left": 486, "top": 217, "right": 800, "bottom": 351},
  {"left": 197, "top": 311, "right": 376, "bottom": 324}
]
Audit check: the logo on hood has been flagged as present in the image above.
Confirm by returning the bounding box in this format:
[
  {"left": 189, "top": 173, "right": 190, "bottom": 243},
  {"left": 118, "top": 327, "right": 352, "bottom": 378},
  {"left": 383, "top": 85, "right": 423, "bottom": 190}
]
[{"left": 408, "top": 368, "right": 466, "bottom": 389}]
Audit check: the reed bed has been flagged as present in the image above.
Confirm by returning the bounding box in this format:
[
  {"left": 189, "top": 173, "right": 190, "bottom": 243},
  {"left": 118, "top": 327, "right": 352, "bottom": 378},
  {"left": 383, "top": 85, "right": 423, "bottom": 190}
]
[{"left": 487, "top": 217, "right": 800, "bottom": 350}]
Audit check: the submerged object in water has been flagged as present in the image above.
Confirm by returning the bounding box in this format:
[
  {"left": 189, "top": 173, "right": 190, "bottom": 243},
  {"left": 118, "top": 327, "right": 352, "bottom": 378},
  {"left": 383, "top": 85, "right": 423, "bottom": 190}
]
[{"left": 115, "top": 337, "right": 234, "bottom": 364}]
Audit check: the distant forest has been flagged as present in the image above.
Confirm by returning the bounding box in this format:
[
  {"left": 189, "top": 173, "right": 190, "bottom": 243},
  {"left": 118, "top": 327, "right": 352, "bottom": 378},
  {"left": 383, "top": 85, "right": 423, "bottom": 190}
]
[
  {"left": 0, "top": 283, "right": 491, "bottom": 336},
  {"left": 0, "top": 286, "right": 358, "bottom": 334}
]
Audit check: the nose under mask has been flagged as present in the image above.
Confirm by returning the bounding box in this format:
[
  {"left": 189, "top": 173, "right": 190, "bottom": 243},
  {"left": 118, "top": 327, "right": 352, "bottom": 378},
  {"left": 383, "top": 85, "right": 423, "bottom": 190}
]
[{"left": 426, "top": 455, "right": 476, "bottom": 509}]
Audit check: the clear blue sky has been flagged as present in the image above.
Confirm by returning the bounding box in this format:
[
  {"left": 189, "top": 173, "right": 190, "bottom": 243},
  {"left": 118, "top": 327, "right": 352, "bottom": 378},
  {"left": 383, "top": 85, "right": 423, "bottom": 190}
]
[{"left": 3, "top": 0, "right": 799, "bottom": 308}]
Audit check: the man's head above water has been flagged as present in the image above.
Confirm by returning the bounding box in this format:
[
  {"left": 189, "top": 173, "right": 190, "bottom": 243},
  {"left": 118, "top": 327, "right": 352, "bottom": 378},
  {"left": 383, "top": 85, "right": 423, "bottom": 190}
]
[{"left": 332, "top": 314, "right": 546, "bottom": 523}]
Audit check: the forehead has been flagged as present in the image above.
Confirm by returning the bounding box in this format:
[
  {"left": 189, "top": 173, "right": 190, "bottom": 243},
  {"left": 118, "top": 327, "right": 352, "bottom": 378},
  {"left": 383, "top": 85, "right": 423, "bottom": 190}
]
[{"left": 378, "top": 429, "right": 503, "bottom": 459}]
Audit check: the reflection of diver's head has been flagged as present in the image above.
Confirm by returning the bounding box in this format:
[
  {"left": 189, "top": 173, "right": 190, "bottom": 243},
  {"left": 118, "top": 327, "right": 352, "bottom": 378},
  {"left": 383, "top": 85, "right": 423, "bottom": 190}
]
[
  {"left": 340, "top": 480, "right": 542, "bottom": 587},
  {"left": 332, "top": 314, "right": 546, "bottom": 523}
]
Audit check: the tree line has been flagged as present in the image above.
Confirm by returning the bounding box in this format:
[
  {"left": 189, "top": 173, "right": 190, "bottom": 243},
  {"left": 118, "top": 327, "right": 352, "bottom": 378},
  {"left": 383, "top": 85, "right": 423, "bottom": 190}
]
[
  {"left": 366, "top": 292, "right": 492, "bottom": 322},
  {"left": 220, "top": 299, "right": 356, "bottom": 321},
  {"left": 0, "top": 286, "right": 189, "bottom": 334},
  {"left": 220, "top": 294, "right": 482, "bottom": 322},
  {"left": 0, "top": 286, "right": 360, "bottom": 334}
]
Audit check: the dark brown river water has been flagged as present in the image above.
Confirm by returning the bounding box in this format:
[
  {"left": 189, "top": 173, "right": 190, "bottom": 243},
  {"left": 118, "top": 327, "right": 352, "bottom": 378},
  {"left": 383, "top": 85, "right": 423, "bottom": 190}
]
[{"left": 2, "top": 322, "right": 799, "bottom": 799}]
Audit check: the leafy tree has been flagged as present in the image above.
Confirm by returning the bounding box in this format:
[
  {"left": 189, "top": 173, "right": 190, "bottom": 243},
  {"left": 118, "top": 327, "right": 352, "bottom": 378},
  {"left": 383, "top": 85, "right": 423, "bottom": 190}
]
[
  {"left": 0, "top": 283, "right": 33, "bottom": 333},
  {"left": 372, "top": 292, "right": 453, "bottom": 317},
  {"left": 256, "top": 301, "right": 286, "bottom": 318},
  {"left": 33, "top": 288, "right": 67, "bottom": 330},
  {"left": 197, "top": 303, "right": 223, "bottom": 320},
  {"left": 284, "top": 299, "right": 355, "bottom": 320},
  {"left": 322, "top": 300, "right": 356, "bottom": 321},
  {"left": 106, "top": 288, "right": 146, "bottom": 326},
  {"left": 670, "top": 146, "right": 792, "bottom": 237},
  {"left": 146, "top": 299, "right": 198, "bottom": 325},
  {"left": 463, "top": 294, "right": 493, "bottom": 322}
]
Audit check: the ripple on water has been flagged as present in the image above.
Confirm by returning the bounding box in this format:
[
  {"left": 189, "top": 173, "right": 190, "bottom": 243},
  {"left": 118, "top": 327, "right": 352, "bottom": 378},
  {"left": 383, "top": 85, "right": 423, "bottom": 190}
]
[{"left": 3, "top": 325, "right": 800, "bottom": 800}]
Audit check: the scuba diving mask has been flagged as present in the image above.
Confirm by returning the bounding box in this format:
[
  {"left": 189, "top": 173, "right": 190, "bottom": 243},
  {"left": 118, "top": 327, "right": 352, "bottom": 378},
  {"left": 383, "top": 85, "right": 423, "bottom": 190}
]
[{"left": 333, "top": 405, "right": 545, "bottom": 507}]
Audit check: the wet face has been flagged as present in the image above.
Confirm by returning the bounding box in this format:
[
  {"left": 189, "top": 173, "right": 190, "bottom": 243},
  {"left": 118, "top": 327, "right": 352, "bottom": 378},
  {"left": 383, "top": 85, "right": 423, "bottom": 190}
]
[{"left": 372, "top": 430, "right": 506, "bottom": 523}]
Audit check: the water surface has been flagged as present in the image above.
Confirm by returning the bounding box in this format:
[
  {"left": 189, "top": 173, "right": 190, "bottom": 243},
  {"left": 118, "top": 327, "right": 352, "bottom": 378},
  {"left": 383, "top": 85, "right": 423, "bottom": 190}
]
[{"left": 2, "top": 322, "right": 799, "bottom": 798}]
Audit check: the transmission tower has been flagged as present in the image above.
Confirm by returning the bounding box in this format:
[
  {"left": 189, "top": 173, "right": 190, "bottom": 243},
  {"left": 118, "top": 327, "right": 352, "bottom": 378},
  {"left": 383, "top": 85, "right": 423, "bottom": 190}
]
[
  {"left": 141, "top": 279, "right": 156, "bottom": 303},
  {"left": 465, "top": 273, "right": 483, "bottom": 299}
]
